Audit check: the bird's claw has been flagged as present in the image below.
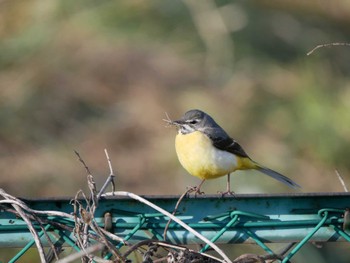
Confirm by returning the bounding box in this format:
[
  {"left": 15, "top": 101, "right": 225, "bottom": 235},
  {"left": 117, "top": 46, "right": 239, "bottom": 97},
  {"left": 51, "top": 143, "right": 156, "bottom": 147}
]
[
  {"left": 186, "top": 186, "right": 204, "bottom": 196},
  {"left": 217, "top": 190, "right": 235, "bottom": 197}
]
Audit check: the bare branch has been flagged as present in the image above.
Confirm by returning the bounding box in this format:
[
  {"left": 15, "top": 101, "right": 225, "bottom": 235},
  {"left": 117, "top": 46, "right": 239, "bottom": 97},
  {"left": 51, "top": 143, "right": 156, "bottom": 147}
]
[
  {"left": 89, "top": 220, "right": 124, "bottom": 261},
  {"left": 307, "top": 42, "right": 350, "bottom": 56},
  {"left": 104, "top": 148, "right": 114, "bottom": 176},
  {"left": 103, "top": 191, "right": 231, "bottom": 263},
  {"left": 74, "top": 150, "right": 92, "bottom": 175},
  {"left": 97, "top": 149, "right": 116, "bottom": 199},
  {"left": 335, "top": 169, "right": 349, "bottom": 192},
  {"left": 162, "top": 112, "right": 175, "bottom": 127},
  {"left": 0, "top": 189, "right": 47, "bottom": 262},
  {"left": 163, "top": 188, "right": 192, "bottom": 240}
]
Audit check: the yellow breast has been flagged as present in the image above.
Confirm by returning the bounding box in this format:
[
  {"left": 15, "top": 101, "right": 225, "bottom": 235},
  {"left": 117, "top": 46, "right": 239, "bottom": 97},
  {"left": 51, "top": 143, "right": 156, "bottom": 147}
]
[{"left": 175, "top": 131, "right": 238, "bottom": 180}]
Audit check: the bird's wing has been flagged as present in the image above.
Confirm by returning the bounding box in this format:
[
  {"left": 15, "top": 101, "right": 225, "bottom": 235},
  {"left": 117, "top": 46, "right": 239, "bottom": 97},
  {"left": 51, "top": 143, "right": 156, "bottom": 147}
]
[{"left": 210, "top": 136, "right": 250, "bottom": 158}]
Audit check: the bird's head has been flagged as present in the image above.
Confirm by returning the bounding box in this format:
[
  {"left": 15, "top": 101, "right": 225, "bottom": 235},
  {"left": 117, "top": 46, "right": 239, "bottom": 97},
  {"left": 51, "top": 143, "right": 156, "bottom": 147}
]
[{"left": 165, "top": 109, "right": 221, "bottom": 135}]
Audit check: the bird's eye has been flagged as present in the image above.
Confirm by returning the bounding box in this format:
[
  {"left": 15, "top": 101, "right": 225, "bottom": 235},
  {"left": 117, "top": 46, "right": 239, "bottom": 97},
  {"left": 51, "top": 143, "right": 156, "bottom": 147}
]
[{"left": 187, "top": 119, "right": 198, "bottom": 125}]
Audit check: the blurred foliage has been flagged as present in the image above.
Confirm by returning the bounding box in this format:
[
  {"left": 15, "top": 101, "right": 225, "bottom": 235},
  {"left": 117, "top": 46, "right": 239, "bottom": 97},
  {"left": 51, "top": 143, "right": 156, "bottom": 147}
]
[
  {"left": 0, "top": 0, "right": 350, "bottom": 195},
  {"left": 1, "top": 0, "right": 350, "bottom": 262}
]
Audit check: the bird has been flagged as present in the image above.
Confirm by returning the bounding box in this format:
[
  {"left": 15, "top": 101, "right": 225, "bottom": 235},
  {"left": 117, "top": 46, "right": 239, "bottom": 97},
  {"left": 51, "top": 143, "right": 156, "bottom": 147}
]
[{"left": 165, "top": 109, "right": 300, "bottom": 195}]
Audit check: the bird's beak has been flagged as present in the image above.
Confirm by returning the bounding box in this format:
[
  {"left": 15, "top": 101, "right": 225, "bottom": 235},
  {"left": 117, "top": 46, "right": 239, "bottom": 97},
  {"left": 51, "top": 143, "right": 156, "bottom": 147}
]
[
  {"left": 171, "top": 120, "right": 182, "bottom": 126},
  {"left": 171, "top": 119, "right": 186, "bottom": 126},
  {"left": 163, "top": 119, "right": 185, "bottom": 128}
]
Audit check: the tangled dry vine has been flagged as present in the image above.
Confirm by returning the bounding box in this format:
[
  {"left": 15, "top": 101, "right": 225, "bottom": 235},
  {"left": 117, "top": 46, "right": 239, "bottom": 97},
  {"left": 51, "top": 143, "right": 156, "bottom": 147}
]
[{"left": 0, "top": 150, "right": 291, "bottom": 262}]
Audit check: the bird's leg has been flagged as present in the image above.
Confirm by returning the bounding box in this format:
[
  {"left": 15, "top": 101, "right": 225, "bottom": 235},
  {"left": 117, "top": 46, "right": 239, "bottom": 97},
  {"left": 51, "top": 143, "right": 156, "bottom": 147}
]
[
  {"left": 226, "top": 173, "right": 231, "bottom": 193},
  {"left": 218, "top": 173, "right": 235, "bottom": 196},
  {"left": 187, "top": 179, "right": 205, "bottom": 196}
]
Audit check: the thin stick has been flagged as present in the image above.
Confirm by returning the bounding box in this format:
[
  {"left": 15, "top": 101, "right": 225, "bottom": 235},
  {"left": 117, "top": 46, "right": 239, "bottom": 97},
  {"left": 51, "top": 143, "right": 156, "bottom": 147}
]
[
  {"left": 335, "top": 169, "right": 348, "bottom": 192},
  {"left": 79, "top": 191, "right": 93, "bottom": 253},
  {"left": 163, "top": 188, "right": 192, "bottom": 240},
  {"left": 89, "top": 220, "right": 124, "bottom": 261},
  {"left": 162, "top": 112, "right": 175, "bottom": 127},
  {"left": 0, "top": 205, "right": 75, "bottom": 233},
  {"left": 9, "top": 201, "right": 47, "bottom": 262},
  {"left": 163, "top": 112, "right": 171, "bottom": 122},
  {"left": 87, "top": 174, "right": 98, "bottom": 211},
  {"left": 74, "top": 150, "right": 92, "bottom": 175},
  {"left": 0, "top": 199, "right": 76, "bottom": 221},
  {"left": 99, "top": 227, "right": 125, "bottom": 243},
  {"left": 122, "top": 240, "right": 157, "bottom": 258},
  {"left": 307, "top": 42, "right": 350, "bottom": 56},
  {"left": 71, "top": 191, "right": 86, "bottom": 256},
  {"left": 105, "top": 149, "right": 114, "bottom": 175},
  {"left": 0, "top": 189, "right": 64, "bottom": 262},
  {"left": 97, "top": 149, "right": 116, "bottom": 199},
  {"left": 104, "top": 191, "right": 232, "bottom": 263},
  {"left": 34, "top": 216, "right": 60, "bottom": 261}
]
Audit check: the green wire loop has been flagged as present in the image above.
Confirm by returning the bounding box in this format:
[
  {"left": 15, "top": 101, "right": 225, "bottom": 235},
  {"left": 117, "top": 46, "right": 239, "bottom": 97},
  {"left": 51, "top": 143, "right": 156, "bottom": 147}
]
[
  {"left": 200, "top": 210, "right": 270, "bottom": 253},
  {"left": 282, "top": 209, "right": 330, "bottom": 263}
]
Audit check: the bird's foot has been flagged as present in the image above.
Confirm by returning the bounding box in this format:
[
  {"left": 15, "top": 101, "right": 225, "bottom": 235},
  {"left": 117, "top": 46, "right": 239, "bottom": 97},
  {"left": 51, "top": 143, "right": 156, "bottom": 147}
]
[
  {"left": 186, "top": 186, "right": 204, "bottom": 196},
  {"left": 217, "top": 190, "right": 235, "bottom": 197}
]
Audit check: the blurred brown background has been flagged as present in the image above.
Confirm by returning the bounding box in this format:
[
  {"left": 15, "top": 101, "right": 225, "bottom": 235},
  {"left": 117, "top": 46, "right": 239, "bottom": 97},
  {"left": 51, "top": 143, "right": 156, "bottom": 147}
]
[
  {"left": 1, "top": 0, "right": 350, "bottom": 198},
  {"left": 1, "top": 1, "right": 350, "bottom": 262}
]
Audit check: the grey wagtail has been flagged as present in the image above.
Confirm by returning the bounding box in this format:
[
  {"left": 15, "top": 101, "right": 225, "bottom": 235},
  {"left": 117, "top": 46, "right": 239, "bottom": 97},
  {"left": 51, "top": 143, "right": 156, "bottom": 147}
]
[{"left": 165, "top": 109, "right": 300, "bottom": 194}]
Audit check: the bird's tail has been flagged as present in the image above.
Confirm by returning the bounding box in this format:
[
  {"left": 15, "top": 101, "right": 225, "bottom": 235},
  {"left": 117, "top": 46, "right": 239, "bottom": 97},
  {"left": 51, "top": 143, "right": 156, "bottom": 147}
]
[{"left": 254, "top": 163, "right": 301, "bottom": 189}]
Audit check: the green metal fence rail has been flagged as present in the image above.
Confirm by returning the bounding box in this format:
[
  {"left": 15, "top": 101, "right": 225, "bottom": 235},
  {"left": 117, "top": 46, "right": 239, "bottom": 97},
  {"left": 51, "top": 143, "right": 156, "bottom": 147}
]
[{"left": 1, "top": 192, "right": 350, "bottom": 262}]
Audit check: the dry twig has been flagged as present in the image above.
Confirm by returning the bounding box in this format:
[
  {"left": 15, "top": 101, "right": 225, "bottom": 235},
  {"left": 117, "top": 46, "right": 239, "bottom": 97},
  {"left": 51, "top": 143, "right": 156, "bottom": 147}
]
[
  {"left": 97, "top": 149, "right": 116, "bottom": 199},
  {"left": 0, "top": 189, "right": 47, "bottom": 262},
  {"left": 307, "top": 42, "right": 350, "bottom": 56},
  {"left": 72, "top": 150, "right": 125, "bottom": 262},
  {"left": 163, "top": 188, "right": 193, "bottom": 240},
  {"left": 335, "top": 169, "right": 349, "bottom": 192},
  {"left": 103, "top": 191, "right": 232, "bottom": 263},
  {"left": 0, "top": 150, "right": 123, "bottom": 262}
]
